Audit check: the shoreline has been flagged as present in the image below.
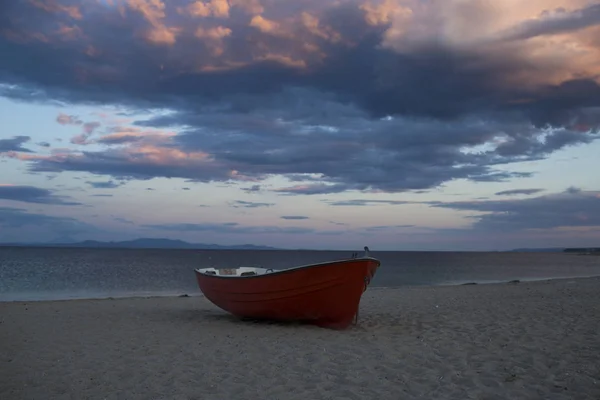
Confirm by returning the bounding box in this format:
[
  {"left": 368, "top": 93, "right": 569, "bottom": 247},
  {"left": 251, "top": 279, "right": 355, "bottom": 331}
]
[{"left": 3, "top": 274, "right": 600, "bottom": 303}]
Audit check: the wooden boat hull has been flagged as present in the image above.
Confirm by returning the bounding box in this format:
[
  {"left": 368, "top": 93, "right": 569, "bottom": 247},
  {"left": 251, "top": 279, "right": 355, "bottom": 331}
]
[{"left": 194, "top": 257, "right": 380, "bottom": 329}]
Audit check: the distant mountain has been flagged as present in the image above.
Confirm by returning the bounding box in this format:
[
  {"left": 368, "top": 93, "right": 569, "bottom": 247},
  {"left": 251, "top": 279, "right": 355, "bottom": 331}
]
[{"left": 0, "top": 237, "right": 280, "bottom": 250}]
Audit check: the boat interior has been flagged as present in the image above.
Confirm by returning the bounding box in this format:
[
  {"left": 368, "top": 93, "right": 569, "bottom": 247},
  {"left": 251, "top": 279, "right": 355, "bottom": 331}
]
[
  {"left": 196, "top": 266, "right": 275, "bottom": 277},
  {"left": 195, "top": 247, "right": 375, "bottom": 278}
]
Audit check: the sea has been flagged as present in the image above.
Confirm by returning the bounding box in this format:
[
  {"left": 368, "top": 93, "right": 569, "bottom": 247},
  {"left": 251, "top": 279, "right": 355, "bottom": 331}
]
[{"left": 1, "top": 247, "right": 600, "bottom": 302}]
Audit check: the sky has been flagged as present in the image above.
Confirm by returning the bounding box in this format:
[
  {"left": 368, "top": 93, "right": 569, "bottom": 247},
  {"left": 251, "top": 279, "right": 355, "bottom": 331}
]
[{"left": 1, "top": 0, "right": 600, "bottom": 251}]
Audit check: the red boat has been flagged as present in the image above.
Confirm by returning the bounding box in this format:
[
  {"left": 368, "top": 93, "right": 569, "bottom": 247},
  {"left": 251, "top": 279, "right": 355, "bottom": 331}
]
[{"left": 194, "top": 247, "right": 380, "bottom": 329}]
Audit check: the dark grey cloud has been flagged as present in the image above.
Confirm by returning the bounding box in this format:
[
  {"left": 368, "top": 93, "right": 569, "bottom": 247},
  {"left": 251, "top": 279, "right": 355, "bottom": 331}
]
[
  {"left": 241, "top": 184, "right": 262, "bottom": 193},
  {"left": 0, "top": 185, "right": 81, "bottom": 205},
  {"left": 364, "top": 224, "right": 416, "bottom": 231},
  {"left": 0, "top": 207, "right": 94, "bottom": 234},
  {"left": 37, "top": 141, "right": 51, "bottom": 148},
  {"left": 27, "top": 101, "right": 595, "bottom": 194},
  {"left": 501, "top": 4, "right": 600, "bottom": 41},
  {"left": 329, "top": 221, "right": 347, "bottom": 226},
  {"left": 495, "top": 188, "right": 544, "bottom": 196},
  {"left": 284, "top": 174, "right": 326, "bottom": 182},
  {"left": 114, "top": 217, "right": 134, "bottom": 225},
  {"left": 13, "top": 146, "right": 234, "bottom": 181},
  {"left": 326, "top": 199, "right": 411, "bottom": 206},
  {"left": 316, "top": 230, "right": 348, "bottom": 236},
  {"left": 274, "top": 183, "right": 362, "bottom": 195},
  {"left": 0, "top": 0, "right": 598, "bottom": 125},
  {"left": 280, "top": 215, "right": 309, "bottom": 220},
  {"left": 86, "top": 180, "right": 121, "bottom": 189},
  {"left": 430, "top": 188, "right": 600, "bottom": 231},
  {"left": 229, "top": 200, "right": 275, "bottom": 208},
  {"left": 143, "top": 222, "right": 314, "bottom": 235},
  {"left": 468, "top": 171, "right": 534, "bottom": 182},
  {"left": 0, "top": 136, "right": 33, "bottom": 153},
  {"left": 1, "top": 0, "right": 600, "bottom": 197},
  {"left": 95, "top": 135, "right": 142, "bottom": 145}
]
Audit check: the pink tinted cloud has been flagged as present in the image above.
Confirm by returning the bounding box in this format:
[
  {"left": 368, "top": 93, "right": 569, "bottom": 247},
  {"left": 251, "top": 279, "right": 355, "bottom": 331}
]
[
  {"left": 181, "top": 0, "right": 231, "bottom": 18},
  {"left": 2, "top": 0, "right": 600, "bottom": 146},
  {"left": 56, "top": 113, "right": 82, "bottom": 125},
  {"left": 29, "top": 0, "right": 83, "bottom": 20},
  {"left": 3, "top": 118, "right": 254, "bottom": 182},
  {"left": 95, "top": 126, "right": 176, "bottom": 145},
  {"left": 125, "top": 0, "right": 180, "bottom": 45},
  {"left": 56, "top": 112, "right": 170, "bottom": 147},
  {"left": 377, "top": 0, "right": 600, "bottom": 86},
  {"left": 4, "top": 0, "right": 596, "bottom": 85},
  {"left": 70, "top": 121, "right": 101, "bottom": 145},
  {"left": 56, "top": 23, "right": 84, "bottom": 41},
  {"left": 90, "top": 111, "right": 133, "bottom": 126},
  {"left": 12, "top": 142, "right": 235, "bottom": 182},
  {"left": 83, "top": 121, "right": 101, "bottom": 134}
]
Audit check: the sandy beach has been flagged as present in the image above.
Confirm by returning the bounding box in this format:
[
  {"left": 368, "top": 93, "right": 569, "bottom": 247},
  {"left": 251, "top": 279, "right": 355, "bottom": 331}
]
[{"left": 1, "top": 278, "right": 599, "bottom": 400}]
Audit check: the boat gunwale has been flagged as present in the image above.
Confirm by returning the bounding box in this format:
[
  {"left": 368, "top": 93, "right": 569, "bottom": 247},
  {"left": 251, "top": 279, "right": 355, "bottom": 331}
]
[{"left": 194, "top": 256, "right": 380, "bottom": 280}]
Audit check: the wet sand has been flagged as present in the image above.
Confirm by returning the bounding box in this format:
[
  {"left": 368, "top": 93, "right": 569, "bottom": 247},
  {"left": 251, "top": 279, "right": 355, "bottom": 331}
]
[{"left": 1, "top": 277, "right": 599, "bottom": 400}]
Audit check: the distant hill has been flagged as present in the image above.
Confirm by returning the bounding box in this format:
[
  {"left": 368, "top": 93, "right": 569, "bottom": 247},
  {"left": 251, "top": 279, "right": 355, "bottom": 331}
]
[
  {"left": 509, "top": 247, "right": 566, "bottom": 252},
  {"left": 510, "top": 247, "right": 600, "bottom": 253},
  {"left": 0, "top": 237, "right": 280, "bottom": 250},
  {"left": 564, "top": 247, "right": 600, "bottom": 254}
]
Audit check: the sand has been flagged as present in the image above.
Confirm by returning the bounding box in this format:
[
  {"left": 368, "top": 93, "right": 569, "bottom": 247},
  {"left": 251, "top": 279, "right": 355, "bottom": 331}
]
[{"left": 1, "top": 277, "right": 599, "bottom": 400}]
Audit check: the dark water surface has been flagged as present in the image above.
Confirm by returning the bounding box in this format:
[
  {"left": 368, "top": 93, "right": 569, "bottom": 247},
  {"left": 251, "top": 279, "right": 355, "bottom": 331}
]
[{"left": 1, "top": 247, "right": 600, "bottom": 301}]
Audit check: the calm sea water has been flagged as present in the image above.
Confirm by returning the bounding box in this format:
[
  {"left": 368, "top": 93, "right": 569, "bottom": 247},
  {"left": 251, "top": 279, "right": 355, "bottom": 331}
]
[{"left": 1, "top": 247, "right": 600, "bottom": 301}]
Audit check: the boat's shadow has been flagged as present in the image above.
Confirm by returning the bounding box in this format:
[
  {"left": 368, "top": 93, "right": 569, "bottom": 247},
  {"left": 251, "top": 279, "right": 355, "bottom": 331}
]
[
  {"left": 169, "top": 307, "right": 324, "bottom": 329},
  {"left": 169, "top": 307, "right": 408, "bottom": 332}
]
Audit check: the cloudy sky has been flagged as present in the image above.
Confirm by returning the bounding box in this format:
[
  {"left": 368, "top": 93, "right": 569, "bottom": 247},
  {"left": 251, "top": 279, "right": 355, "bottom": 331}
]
[{"left": 1, "top": 0, "right": 600, "bottom": 250}]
